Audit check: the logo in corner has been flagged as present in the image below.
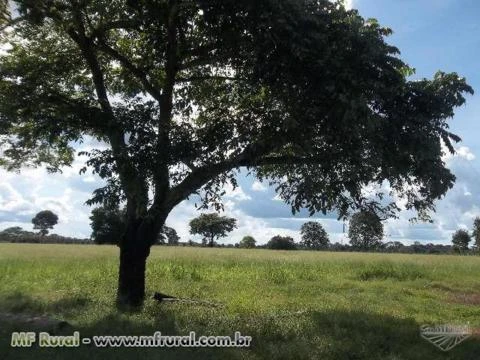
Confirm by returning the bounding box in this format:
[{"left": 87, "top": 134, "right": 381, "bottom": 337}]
[{"left": 420, "top": 324, "right": 471, "bottom": 352}]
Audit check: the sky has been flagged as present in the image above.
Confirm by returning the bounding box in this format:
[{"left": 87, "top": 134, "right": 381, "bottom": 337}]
[{"left": 1, "top": 0, "right": 480, "bottom": 245}]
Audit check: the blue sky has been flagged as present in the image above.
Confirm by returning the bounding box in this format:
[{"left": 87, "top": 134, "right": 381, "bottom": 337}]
[{"left": 1, "top": 0, "right": 480, "bottom": 245}]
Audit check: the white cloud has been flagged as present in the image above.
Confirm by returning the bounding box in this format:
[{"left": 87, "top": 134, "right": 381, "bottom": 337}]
[
  {"left": 344, "top": 0, "right": 356, "bottom": 10},
  {"left": 443, "top": 145, "right": 476, "bottom": 162},
  {"left": 167, "top": 197, "right": 303, "bottom": 245},
  {"left": 83, "top": 175, "right": 97, "bottom": 183},
  {"left": 330, "top": 0, "right": 356, "bottom": 10},
  {"left": 0, "top": 164, "right": 99, "bottom": 238},
  {"left": 0, "top": 183, "right": 32, "bottom": 213},
  {"left": 0, "top": 139, "right": 105, "bottom": 238},
  {"left": 224, "top": 184, "right": 251, "bottom": 201},
  {"left": 251, "top": 180, "right": 268, "bottom": 192},
  {"left": 456, "top": 146, "right": 476, "bottom": 161},
  {"left": 272, "top": 194, "right": 282, "bottom": 201}
]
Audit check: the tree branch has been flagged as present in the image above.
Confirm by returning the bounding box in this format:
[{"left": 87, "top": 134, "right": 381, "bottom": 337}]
[
  {"left": 163, "top": 142, "right": 277, "bottom": 210},
  {"left": 179, "top": 44, "right": 218, "bottom": 70},
  {"left": 176, "top": 75, "right": 238, "bottom": 83},
  {"left": 43, "top": 92, "right": 110, "bottom": 132},
  {"left": 237, "top": 154, "right": 325, "bottom": 167},
  {"left": 90, "top": 19, "right": 140, "bottom": 39},
  {"left": 162, "top": 146, "right": 326, "bottom": 212},
  {"left": 66, "top": 9, "right": 148, "bottom": 216},
  {"left": 95, "top": 40, "right": 162, "bottom": 102},
  {"left": 152, "top": 0, "right": 179, "bottom": 207}
]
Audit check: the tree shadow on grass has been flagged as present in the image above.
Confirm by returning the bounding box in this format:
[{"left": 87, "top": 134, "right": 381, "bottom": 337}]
[
  {"left": 0, "top": 292, "right": 91, "bottom": 316},
  {"left": 304, "top": 311, "right": 480, "bottom": 360},
  {"left": 225, "top": 309, "right": 480, "bottom": 360},
  {"left": 1, "top": 305, "right": 237, "bottom": 360},
  {"left": 1, "top": 297, "right": 479, "bottom": 360}
]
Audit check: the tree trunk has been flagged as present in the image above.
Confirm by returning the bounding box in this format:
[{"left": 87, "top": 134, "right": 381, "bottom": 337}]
[
  {"left": 116, "top": 217, "right": 162, "bottom": 308},
  {"left": 116, "top": 242, "right": 150, "bottom": 308}
]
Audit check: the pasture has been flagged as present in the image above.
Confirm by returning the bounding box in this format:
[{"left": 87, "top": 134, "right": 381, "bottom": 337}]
[{"left": 0, "top": 243, "right": 479, "bottom": 359}]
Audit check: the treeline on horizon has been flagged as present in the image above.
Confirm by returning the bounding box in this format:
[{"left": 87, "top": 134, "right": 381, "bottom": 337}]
[
  {"left": 0, "top": 225, "right": 472, "bottom": 255},
  {"left": 0, "top": 207, "right": 478, "bottom": 255}
]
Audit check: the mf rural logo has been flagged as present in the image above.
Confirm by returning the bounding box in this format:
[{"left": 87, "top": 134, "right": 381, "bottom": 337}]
[{"left": 420, "top": 324, "right": 475, "bottom": 351}]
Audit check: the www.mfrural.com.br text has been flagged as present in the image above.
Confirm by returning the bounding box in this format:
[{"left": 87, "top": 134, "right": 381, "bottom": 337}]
[{"left": 10, "top": 331, "right": 252, "bottom": 348}]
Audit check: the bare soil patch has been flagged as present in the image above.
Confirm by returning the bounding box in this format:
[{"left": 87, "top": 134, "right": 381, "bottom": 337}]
[{"left": 450, "top": 292, "right": 480, "bottom": 306}]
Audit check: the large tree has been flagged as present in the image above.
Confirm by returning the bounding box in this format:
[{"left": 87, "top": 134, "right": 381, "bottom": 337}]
[
  {"left": 189, "top": 213, "right": 237, "bottom": 247},
  {"left": 0, "top": 0, "right": 472, "bottom": 306}
]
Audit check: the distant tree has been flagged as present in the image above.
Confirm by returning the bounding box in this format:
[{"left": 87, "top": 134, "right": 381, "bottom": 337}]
[
  {"left": 90, "top": 206, "right": 126, "bottom": 245},
  {"left": 91, "top": 206, "right": 177, "bottom": 246},
  {"left": 329, "top": 242, "right": 351, "bottom": 252},
  {"left": 348, "top": 211, "right": 383, "bottom": 251},
  {"left": 0, "top": 227, "right": 36, "bottom": 242},
  {"left": 158, "top": 226, "right": 180, "bottom": 245},
  {"left": 384, "top": 241, "right": 404, "bottom": 253},
  {"left": 472, "top": 217, "right": 480, "bottom": 251},
  {"left": 0, "top": 226, "right": 26, "bottom": 237},
  {"left": 423, "top": 243, "right": 440, "bottom": 254},
  {"left": 267, "top": 235, "right": 296, "bottom": 250},
  {"left": 239, "top": 235, "right": 256, "bottom": 249},
  {"left": 300, "top": 221, "right": 329, "bottom": 250},
  {"left": 32, "top": 210, "right": 59, "bottom": 236},
  {"left": 411, "top": 241, "right": 426, "bottom": 254},
  {"left": 451, "top": 229, "right": 471, "bottom": 252},
  {"left": 189, "top": 213, "right": 237, "bottom": 247}
]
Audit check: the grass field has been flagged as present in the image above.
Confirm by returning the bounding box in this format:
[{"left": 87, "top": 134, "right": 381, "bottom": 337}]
[{"left": 0, "top": 243, "right": 479, "bottom": 359}]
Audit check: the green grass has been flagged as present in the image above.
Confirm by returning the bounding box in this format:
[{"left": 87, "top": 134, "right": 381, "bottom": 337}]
[{"left": 1, "top": 243, "right": 479, "bottom": 359}]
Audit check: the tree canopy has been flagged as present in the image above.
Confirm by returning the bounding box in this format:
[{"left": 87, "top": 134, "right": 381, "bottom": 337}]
[
  {"left": 300, "top": 221, "right": 330, "bottom": 250},
  {"left": 267, "top": 235, "right": 296, "bottom": 250},
  {"left": 189, "top": 213, "right": 237, "bottom": 247},
  {"left": 239, "top": 235, "right": 256, "bottom": 249},
  {"left": 0, "top": 0, "right": 472, "bottom": 223},
  {"left": 451, "top": 229, "right": 470, "bottom": 252},
  {"left": 90, "top": 205, "right": 126, "bottom": 244},
  {"left": 348, "top": 211, "right": 383, "bottom": 250},
  {"left": 32, "top": 210, "right": 59, "bottom": 236},
  {"left": 158, "top": 225, "right": 180, "bottom": 245}
]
